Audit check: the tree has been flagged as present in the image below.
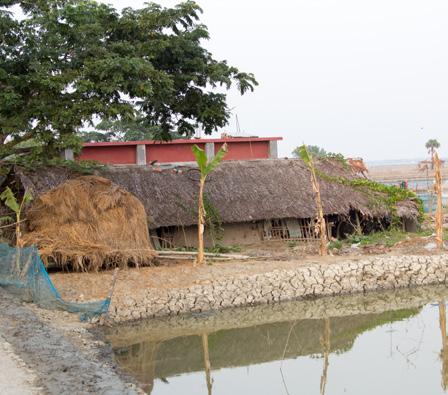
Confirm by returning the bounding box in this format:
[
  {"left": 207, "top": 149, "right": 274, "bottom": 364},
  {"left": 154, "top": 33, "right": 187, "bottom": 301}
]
[
  {"left": 434, "top": 151, "right": 444, "bottom": 250},
  {"left": 192, "top": 143, "right": 227, "bottom": 265},
  {"left": 79, "top": 117, "right": 183, "bottom": 143},
  {"left": 298, "top": 144, "right": 328, "bottom": 256},
  {"left": 0, "top": 187, "right": 32, "bottom": 248},
  {"left": 0, "top": 1, "right": 257, "bottom": 160},
  {"left": 426, "top": 139, "right": 441, "bottom": 169},
  {"left": 292, "top": 145, "right": 328, "bottom": 159}
]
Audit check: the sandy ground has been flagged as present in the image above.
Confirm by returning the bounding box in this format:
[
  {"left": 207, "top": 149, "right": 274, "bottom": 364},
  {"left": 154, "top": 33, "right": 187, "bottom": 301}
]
[
  {"left": 369, "top": 163, "right": 448, "bottom": 181},
  {"left": 0, "top": 336, "right": 41, "bottom": 395}
]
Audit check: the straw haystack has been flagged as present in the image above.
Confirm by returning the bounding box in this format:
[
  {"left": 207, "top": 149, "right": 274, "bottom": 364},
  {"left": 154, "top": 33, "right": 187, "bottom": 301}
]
[{"left": 22, "top": 176, "right": 155, "bottom": 271}]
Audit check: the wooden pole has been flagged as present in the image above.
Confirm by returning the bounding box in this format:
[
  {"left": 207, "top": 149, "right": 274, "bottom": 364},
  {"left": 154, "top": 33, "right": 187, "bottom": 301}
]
[{"left": 434, "top": 152, "right": 444, "bottom": 250}]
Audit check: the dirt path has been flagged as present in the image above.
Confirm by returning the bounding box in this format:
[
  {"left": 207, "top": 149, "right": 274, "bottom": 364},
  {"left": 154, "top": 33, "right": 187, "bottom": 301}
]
[
  {"left": 0, "top": 288, "right": 142, "bottom": 395},
  {"left": 0, "top": 336, "right": 40, "bottom": 395}
]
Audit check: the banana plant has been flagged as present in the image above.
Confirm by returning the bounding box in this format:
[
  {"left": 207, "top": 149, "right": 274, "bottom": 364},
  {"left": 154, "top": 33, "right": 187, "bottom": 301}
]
[
  {"left": 0, "top": 187, "right": 32, "bottom": 247},
  {"left": 298, "top": 144, "right": 328, "bottom": 256},
  {"left": 192, "top": 143, "right": 228, "bottom": 265}
]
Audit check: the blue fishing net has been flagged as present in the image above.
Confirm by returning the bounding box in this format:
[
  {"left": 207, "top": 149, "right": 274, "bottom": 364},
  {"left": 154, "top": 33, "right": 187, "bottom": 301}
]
[{"left": 0, "top": 243, "right": 110, "bottom": 321}]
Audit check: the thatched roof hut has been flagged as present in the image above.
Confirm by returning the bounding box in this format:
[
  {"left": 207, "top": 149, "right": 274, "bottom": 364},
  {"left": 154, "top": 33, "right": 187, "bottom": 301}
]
[
  {"left": 21, "top": 175, "right": 155, "bottom": 271},
  {"left": 15, "top": 159, "right": 419, "bottom": 231}
]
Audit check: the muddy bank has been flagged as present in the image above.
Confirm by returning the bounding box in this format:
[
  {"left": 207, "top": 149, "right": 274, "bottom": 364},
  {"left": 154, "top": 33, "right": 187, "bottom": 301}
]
[{"left": 0, "top": 288, "right": 142, "bottom": 395}]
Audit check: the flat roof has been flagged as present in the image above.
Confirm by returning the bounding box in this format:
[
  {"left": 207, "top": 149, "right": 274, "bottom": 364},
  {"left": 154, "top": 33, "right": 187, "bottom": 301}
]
[{"left": 83, "top": 136, "right": 282, "bottom": 147}]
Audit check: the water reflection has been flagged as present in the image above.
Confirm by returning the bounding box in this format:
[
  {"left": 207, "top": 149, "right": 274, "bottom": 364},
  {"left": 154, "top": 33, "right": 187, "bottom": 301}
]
[
  {"left": 320, "top": 318, "right": 330, "bottom": 395},
  {"left": 105, "top": 286, "right": 448, "bottom": 395},
  {"left": 440, "top": 301, "right": 447, "bottom": 391},
  {"left": 202, "top": 333, "right": 212, "bottom": 395}
]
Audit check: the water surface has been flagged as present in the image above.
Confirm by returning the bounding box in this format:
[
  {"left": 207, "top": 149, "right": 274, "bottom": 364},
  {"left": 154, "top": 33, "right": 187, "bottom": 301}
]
[{"left": 106, "top": 286, "right": 448, "bottom": 395}]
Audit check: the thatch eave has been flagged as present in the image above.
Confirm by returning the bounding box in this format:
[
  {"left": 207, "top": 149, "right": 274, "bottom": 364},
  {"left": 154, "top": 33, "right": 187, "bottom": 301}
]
[{"left": 14, "top": 159, "right": 418, "bottom": 229}]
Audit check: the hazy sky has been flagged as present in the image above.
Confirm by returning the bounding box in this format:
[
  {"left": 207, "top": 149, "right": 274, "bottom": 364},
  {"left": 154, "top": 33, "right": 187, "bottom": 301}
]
[{"left": 103, "top": 1, "right": 448, "bottom": 159}]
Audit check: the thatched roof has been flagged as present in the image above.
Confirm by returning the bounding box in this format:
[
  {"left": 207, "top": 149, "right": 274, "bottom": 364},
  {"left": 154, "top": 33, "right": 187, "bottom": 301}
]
[{"left": 15, "top": 159, "right": 419, "bottom": 230}]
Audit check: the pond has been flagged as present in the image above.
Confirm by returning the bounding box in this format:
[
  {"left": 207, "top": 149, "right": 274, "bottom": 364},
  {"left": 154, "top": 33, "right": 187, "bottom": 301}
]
[{"left": 105, "top": 286, "right": 448, "bottom": 395}]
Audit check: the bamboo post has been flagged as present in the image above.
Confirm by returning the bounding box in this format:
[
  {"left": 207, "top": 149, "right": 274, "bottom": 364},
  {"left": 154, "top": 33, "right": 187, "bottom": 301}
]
[
  {"left": 434, "top": 152, "right": 444, "bottom": 250},
  {"left": 202, "top": 333, "right": 213, "bottom": 395}
]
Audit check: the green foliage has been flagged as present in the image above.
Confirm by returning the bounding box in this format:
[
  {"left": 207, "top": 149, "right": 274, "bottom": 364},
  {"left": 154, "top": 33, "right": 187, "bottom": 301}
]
[
  {"left": 0, "top": 0, "right": 257, "bottom": 160},
  {"left": 0, "top": 187, "right": 19, "bottom": 213},
  {"left": 328, "top": 239, "right": 343, "bottom": 250},
  {"left": 0, "top": 187, "right": 31, "bottom": 214},
  {"left": 293, "top": 145, "right": 347, "bottom": 165},
  {"left": 206, "top": 244, "right": 241, "bottom": 254},
  {"left": 346, "top": 229, "right": 413, "bottom": 248},
  {"left": 334, "top": 228, "right": 431, "bottom": 249},
  {"left": 317, "top": 172, "right": 424, "bottom": 225},
  {"left": 8, "top": 154, "right": 104, "bottom": 175},
  {"left": 79, "top": 117, "right": 182, "bottom": 142},
  {"left": 293, "top": 145, "right": 326, "bottom": 159},
  {"left": 0, "top": 186, "right": 32, "bottom": 244},
  {"left": 206, "top": 145, "right": 228, "bottom": 174},
  {"left": 204, "top": 194, "right": 224, "bottom": 245},
  {"left": 192, "top": 144, "right": 208, "bottom": 174},
  {"left": 192, "top": 144, "right": 228, "bottom": 178},
  {"left": 297, "top": 144, "right": 312, "bottom": 166},
  {"left": 425, "top": 139, "right": 440, "bottom": 152}
]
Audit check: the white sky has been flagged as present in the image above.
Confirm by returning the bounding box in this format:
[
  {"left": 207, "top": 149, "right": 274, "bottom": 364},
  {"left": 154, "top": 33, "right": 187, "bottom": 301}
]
[{"left": 86, "top": 1, "right": 448, "bottom": 159}]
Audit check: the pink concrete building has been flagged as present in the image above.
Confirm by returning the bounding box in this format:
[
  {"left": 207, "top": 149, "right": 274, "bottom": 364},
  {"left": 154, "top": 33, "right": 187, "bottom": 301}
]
[{"left": 77, "top": 137, "right": 282, "bottom": 165}]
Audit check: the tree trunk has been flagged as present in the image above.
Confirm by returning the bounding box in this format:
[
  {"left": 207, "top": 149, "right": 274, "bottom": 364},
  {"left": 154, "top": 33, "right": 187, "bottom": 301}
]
[
  {"left": 434, "top": 152, "right": 443, "bottom": 250},
  {"left": 310, "top": 169, "right": 328, "bottom": 256},
  {"left": 196, "top": 177, "right": 206, "bottom": 265}
]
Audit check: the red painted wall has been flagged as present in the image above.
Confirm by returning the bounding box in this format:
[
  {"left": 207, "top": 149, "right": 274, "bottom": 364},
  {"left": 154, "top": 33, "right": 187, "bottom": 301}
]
[
  {"left": 146, "top": 143, "right": 206, "bottom": 163},
  {"left": 214, "top": 141, "right": 270, "bottom": 160},
  {"left": 80, "top": 145, "right": 136, "bottom": 165},
  {"left": 78, "top": 137, "right": 281, "bottom": 165}
]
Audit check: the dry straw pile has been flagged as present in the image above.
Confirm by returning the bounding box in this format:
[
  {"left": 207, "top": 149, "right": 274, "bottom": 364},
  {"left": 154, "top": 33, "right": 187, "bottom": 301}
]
[{"left": 23, "top": 176, "right": 155, "bottom": 271}]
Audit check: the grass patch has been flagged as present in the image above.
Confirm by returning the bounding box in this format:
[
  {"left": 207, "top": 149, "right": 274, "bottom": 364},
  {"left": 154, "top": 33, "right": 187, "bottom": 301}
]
[
  {"left": 329, "top": 240, "right": 343, "bottom": 250},
  {"left": 207, "top": 244, "right": 241, "bottom": 254},
  {"left": 328, "top": 228, "right": 433, "bottom": 251},
  {"left": 345, "top": 229, "right": 431, "bottom": 248}
]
